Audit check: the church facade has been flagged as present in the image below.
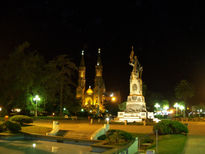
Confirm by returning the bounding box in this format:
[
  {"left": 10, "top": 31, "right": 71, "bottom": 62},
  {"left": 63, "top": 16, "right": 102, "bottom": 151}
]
[{"left": 76, "top": 49, "right": 106, "bottom": 114}]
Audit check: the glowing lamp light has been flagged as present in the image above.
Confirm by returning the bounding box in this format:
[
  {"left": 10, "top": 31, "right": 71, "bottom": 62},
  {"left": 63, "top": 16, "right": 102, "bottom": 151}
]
[
  {"left": 0, "top": 107, "right": 2, "bottom": 111},
  {"left": 163, "top": 105, "right": 169, "bottom": 111},
  {"left": 32, "top": 143, "right": 36, "bottom": 148},
  {"left": 174, "top": 103, "right": 179, "bottom": 108},
  {"left": 154, "top": 103, "right": 160, "bottom": 108},
  {"left": 156, "top": 119, "right": 161, "bottom": 123},
  {"left": 169, "top": 109, "right": 174, "bottom": 114},
  {"left": 179, "top": 105, "right": 185, "bottom": 110},
  {"left": 33, "top": 95, "right": 40, "bottom": 101},
  {"left": 14, "top": 108, "right": 21, "bottom": 112},
  {"left": 106, "top": 117, "right": 109, "bottom": 121},
  {"left": 153, "top": 118, "right": 161, "bottom": 123},
  {"left": 63, "top": 108, "right": 66, "bottom": 111},
  {"left": 81, "top": 108, "right": 84, "bottom": 112},
  {"left": 111, "top": 96, "right": 116, "bottom": 102}
]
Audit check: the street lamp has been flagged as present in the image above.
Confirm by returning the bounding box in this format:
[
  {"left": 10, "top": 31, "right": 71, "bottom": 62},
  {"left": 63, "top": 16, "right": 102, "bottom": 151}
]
[
  {"left": 111, "top": 96, "right": 117, "bottom": 102},
  {"left": 33, "top": 95, "right": 40, "bottom": 117},
  {"left": 179, "top": 105, "right": 185, "bottom": 117},
  {"left": 163, "top": 105, "right": 169, "bottom": 111},
  {"left": 154, "top": 103, "right": 160, "bottom": 112},
  {"left": 174, "top": 103, "right": 179, "bottom": 116}
]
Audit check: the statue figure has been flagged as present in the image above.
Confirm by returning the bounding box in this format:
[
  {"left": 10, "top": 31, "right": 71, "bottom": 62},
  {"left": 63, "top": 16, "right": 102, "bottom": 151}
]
[
  {"left": 129, "top": 46, "right": 144, "bottom": 79},
  {"left": 129, "top": 46, "right": 138, "bottom": 73},
  {"left": 139, "top": 64, "right": 143, "bottom": 79}
]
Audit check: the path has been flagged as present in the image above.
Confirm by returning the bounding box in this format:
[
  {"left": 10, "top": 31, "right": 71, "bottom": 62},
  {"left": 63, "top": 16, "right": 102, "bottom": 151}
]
[
  {"left": 33, "top": 120, "right": 153, "bottom": 140},
  {"left": 33, "top": 120, "right": 103, "bottom": 140}
]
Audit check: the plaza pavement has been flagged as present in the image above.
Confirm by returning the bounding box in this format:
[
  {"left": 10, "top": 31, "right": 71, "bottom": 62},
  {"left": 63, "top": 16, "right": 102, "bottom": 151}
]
[
  {"left": 33, "top": 120, "right": 103, "bottom": 140},
  {"left": 33, "top": 120, "right": 205, "bottom": 154},
  {"left": 33, "top": 120, "right": 153, "bottom": 140}
]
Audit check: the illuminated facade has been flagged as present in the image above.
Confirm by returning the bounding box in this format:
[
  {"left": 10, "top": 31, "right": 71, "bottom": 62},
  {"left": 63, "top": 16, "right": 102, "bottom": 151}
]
[{"left": 76, "top": 49, "right": 106, "bottom": 113}]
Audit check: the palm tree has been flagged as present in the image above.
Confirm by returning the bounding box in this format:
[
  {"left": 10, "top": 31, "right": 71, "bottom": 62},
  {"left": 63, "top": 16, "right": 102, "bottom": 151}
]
[{"left": 175, "top": 80, "right": 194, "bottom": 116}]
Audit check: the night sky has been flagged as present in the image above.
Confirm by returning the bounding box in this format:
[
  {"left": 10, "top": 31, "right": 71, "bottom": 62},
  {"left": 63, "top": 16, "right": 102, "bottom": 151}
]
[{"left": 1, "top": 1, "right": 205, "bottom": 103}]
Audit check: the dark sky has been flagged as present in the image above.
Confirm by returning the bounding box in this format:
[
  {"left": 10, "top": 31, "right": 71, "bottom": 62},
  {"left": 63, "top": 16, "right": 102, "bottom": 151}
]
[{"left": 1, "top": 1, "right": 205, "bottom": 102}]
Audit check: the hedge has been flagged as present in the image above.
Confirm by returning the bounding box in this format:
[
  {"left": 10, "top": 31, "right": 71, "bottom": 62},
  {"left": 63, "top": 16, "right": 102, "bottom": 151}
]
[
  {"left": 4, "top": 121, "right": 21, "bottom": 132},
  {"left": 153, "top": 120, "right": 188, "bottom": 135},
  {"left": 98, "top": 129, "right": 133, "bottom": 145},
  {"left": 10, "top": 115, "right": 33, "bottom": 125}
]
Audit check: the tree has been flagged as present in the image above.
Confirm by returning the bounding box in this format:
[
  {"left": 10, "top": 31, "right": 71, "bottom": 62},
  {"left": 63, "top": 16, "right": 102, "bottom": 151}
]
[
  {"left": 118, "top": 101, "right": 126, "bottom": 111},
  {"left": 104, "top": 100, "right": 119, "bottom": 116},
  {"left": 45, "top": 55, "right": 77, "bottom": 116},
  {"left": 146, "top": 92, "right": 164, "bottom": 112},
  {"left": 0, "top": 42, "right": 45, "bottom": 115},
  {"left": 175, "top": 80, "right": 194, "bottom": 115}
]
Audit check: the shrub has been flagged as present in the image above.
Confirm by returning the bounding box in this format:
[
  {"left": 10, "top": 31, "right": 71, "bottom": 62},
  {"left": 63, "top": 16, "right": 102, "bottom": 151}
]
[
  {"left": 0, "top": 108, "right": 8, "bottom": 117},
  {"left": 98, "top": 134, "right": 106, "bottom": 140},
  {"left": 140, "top": 135, "right": 154, "bottom": 144},
  {"left": 105, "top": 129, "right": 133, "bottom": 145},
  {"left": 0, "top": 122, "right": 7, "bottom": 132},
  {"left": 153, "top": 120, "right": 188, "bottom": 135},
  {"left": 10, "top": 115, "right": 33, "bottom": 125},
  {"left": 145, "top": 119, "right": 155, "bottom": 126},
  {"left": 4, "top": 121, "right": 21, "bottom": 132}
]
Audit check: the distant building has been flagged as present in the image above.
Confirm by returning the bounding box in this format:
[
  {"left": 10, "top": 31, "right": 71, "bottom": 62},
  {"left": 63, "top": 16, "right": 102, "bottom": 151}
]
[{"left": 76, "top": 49, "right": 106, "bottom": 114}]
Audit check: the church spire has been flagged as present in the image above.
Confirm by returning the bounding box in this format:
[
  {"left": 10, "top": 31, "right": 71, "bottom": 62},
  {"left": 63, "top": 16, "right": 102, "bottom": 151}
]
[
  {"left": 80, "top": 50, "right": 85, "bottom": 66},
  {"left": 96, "top": 48, "right": 102, "bottom": 66},
  {"left": 76, "top": 50, "right": 86, "bottom": 100}
]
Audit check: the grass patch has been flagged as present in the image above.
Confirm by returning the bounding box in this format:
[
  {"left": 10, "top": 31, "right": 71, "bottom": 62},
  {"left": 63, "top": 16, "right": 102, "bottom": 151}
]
[
  {"left": 149, "top": 134, "right": 187, "bottom": 154},
  {"left": 21, "top": 125, "right": 52, "bottom": 135}
]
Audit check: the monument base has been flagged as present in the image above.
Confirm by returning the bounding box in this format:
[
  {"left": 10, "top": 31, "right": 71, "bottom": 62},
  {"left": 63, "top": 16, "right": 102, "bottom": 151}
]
[{"left": 117, "top": 111, "right": 154, "bottom": 123}]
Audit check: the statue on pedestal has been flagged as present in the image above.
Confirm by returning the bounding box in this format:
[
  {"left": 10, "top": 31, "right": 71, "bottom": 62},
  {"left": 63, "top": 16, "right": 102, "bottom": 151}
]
[{"left": 129, "top": 46, "right": 143, "bottom": 79}]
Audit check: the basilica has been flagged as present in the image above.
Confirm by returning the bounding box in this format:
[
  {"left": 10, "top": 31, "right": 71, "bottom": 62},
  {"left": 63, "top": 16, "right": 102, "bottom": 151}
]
[{"left": 76, "top": 49, "right": 106, "bottom": 114}]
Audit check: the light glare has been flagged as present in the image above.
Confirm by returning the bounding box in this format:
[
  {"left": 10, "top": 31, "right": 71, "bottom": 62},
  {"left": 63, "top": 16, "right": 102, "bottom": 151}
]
[{"left": 32, "top": 143, "right": 36, "bottom": 148}]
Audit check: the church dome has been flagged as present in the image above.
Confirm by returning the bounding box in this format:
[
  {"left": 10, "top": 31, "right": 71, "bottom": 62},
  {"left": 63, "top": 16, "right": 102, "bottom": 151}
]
[{"left": 86, "top": 87, "right": 93, "bottom": 95}]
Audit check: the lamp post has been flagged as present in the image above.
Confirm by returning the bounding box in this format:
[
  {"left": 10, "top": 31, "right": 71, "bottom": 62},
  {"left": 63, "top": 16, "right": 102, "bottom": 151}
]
[
  {"left": 154, "top": 103, "right": 160, "bottom": 112},
  {"left": 110, "top": 93, "right": 117, "bottom": 103},
  {"left": 179, "top": 105, "right": 185, "bottom": 117},
  {"left": 163, "top": 105, "right": 169, "bottom": 111},
  {"left": 33, "top": 95, "right": 40, "bottom": 117},
  {"left": 174, "top": 103, "right": 179, "bottom": 116}
]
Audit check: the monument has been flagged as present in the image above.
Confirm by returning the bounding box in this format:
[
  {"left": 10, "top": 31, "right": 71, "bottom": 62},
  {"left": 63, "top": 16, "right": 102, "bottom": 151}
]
[{"left": 117, "top": 47, "right": 154, "bottom": 122}]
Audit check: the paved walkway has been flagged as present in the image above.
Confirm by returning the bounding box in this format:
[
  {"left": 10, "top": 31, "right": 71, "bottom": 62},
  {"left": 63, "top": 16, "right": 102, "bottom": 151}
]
[
  {"left": 183, "top": 122, "right": 205, "bottom": 154},
  {"left": 33, "top": 120, "right": 205, "bottom": 153},
  {"left": 33, "top": 120, "right": 153, "bottom": 140},
  {"left": 33, "top": 120, "right": 103, "bottom": 140}
]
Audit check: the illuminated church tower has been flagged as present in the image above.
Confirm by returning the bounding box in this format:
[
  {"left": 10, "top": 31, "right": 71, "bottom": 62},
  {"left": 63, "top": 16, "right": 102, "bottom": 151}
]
[
  {"left": 76, "top": 49, "right": 106, "bottom": 113},
  {"left": 76, "top": 50, "right": 86, "bottom": 103},
  {"left": 94, "top": 48, "right": 106, "bottom": 112}
]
